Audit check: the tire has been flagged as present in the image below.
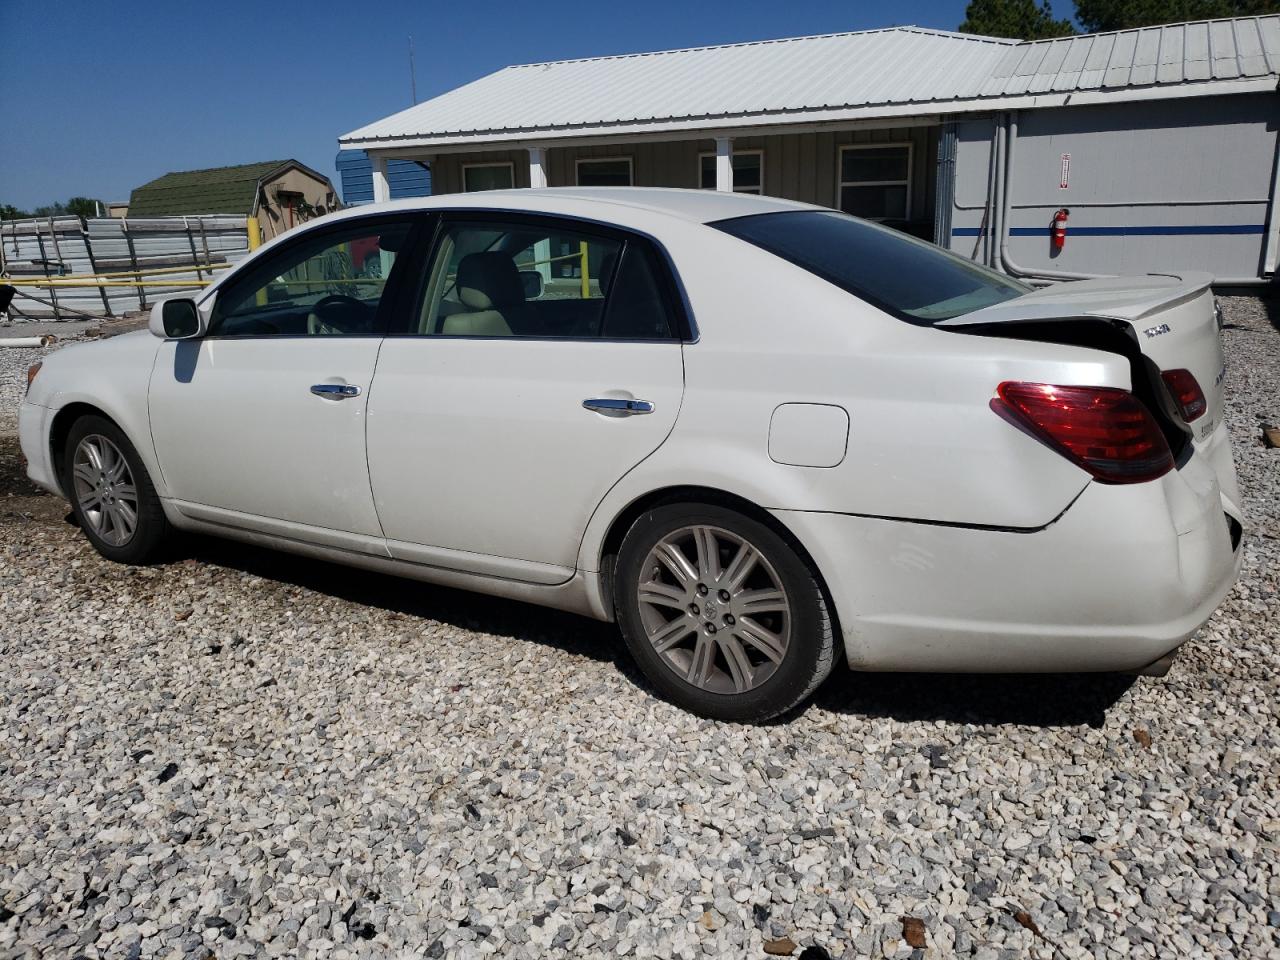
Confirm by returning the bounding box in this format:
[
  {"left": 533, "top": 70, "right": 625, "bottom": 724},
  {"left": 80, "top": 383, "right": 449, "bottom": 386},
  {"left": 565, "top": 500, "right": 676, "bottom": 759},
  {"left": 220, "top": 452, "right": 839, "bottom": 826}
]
[
  {"left": 63, "top": 414, "right": 171, "bottom": 564},
  {"left": 614, "top": 502, "right": 836, "bottom": 722}
]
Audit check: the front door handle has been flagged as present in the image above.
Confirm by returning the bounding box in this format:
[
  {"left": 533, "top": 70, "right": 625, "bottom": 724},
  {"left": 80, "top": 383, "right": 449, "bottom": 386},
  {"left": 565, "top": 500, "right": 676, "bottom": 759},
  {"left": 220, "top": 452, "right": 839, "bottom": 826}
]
[
  {"left": 583, "top": 397, "right": 655, "bottom": 416},
  {"left": 311, "top": 383, "right": 361, "bottom": 399}
]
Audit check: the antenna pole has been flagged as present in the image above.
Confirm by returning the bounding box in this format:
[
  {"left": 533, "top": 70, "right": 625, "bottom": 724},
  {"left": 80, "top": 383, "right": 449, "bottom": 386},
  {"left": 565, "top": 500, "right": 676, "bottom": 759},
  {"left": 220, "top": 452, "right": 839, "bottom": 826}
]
[{"left": 409, "top": 35, "right": 418, "bottom": 105}]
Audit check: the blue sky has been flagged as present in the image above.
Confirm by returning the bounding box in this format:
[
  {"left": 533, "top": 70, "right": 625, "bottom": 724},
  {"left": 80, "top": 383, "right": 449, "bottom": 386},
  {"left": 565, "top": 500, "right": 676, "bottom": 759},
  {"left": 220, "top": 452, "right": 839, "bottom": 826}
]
[{"left": 1, "top": 0, "right": 991, "bottom": 210}]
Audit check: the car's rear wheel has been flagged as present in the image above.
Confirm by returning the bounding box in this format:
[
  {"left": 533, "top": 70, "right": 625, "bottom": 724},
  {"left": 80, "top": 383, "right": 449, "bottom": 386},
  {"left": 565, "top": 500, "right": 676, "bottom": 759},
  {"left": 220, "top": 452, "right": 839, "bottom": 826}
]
[
  {"left": 63, "top": 415, "right": 171, "bottom": 564},
  {"left": 614, "top": 502, "right": 835, "bottom": 722}
]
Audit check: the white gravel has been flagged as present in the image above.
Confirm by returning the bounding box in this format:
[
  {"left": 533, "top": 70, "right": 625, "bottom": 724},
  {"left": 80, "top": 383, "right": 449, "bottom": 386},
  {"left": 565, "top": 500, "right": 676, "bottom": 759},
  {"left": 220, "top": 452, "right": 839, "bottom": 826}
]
[
  {"left": 1, "top": 298, "right": 1278, "bottom": 959},
  {"left": 0, "top": 346, "right": 49, "bottom": 435}
]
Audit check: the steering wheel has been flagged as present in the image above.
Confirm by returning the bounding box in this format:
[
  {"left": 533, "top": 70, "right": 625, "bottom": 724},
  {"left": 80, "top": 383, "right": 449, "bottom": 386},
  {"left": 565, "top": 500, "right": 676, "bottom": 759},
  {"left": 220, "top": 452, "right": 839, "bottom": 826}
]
[{"left": 306, "top": 294, "right": 371, "bottom": 336}]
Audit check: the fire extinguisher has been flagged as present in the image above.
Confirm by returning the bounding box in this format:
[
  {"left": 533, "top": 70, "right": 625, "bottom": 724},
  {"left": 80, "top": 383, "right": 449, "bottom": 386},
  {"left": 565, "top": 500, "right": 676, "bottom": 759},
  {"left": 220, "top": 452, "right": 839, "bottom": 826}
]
[{"left": 1052, "top": 208, "right": 1070, "bottom": 250}]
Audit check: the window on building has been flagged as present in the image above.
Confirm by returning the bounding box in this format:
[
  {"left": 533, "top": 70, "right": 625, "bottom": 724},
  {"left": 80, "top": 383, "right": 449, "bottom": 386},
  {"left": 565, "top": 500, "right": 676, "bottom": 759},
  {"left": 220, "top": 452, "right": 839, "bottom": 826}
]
[
  {"left": 463, "top": 163, "right": 515, "bottom": 192},
  {"left": 576, "top": 158, "right": 633, "bottom": 187},
  {"left": 838, "top": 145, "right": 911, "bottom": 221},
  {"left": 699, "top": 151, "right": 763, "bottom": 194}
]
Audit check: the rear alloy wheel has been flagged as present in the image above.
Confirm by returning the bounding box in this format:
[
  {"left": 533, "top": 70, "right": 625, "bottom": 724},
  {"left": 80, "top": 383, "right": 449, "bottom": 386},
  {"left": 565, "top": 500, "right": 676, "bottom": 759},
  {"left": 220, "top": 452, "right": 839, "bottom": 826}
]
[
  {"left": 615, "top": 503, "right": 835, "bottom": 721},
  {"left": 64, "top": 415, "right": 171, "bottom": 564}
]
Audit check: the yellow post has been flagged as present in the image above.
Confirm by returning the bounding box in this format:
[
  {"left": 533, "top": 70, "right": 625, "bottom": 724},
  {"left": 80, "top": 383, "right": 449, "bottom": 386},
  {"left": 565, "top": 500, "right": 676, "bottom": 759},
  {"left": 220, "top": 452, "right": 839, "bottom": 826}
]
[
  {"left": 248, "top": 215, "right": 267, "bottom": 306},
  {"left": 579, "top": 241, "right": 590, "bottom": 299}
]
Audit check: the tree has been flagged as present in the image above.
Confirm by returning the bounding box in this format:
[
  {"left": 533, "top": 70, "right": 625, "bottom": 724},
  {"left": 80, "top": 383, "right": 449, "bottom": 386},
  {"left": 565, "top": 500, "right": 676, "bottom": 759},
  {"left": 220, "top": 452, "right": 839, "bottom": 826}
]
[
  {"left": 1074, "top": 0, "right": 1280, "bottom": 32},
  {"left": 65, "top": 197, "right": 101, "bottom": 218},
  {"left": 0, "top": 204, "right": 30, "bottom": 221},
  {"left": 960, "top": 0, "right": 1077, "bottom": 38}
]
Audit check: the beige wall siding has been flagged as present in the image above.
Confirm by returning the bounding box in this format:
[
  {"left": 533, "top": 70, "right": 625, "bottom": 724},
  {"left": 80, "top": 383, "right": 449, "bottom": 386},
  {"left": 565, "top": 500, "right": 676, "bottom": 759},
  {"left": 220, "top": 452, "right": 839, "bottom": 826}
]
[
  {"left": 429, "top": 123, "right": 939, "bottom": 227},
  {"left": 431, "top": 150, "right": 531, "bottom": 195},
  {"left": 257, "top": 168, "right": 339, "bottom": 240}
]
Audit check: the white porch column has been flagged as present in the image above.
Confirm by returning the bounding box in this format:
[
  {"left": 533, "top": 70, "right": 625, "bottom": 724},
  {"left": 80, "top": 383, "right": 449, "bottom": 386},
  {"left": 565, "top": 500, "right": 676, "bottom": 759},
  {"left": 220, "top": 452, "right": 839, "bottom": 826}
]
[
  {"left": 715, "top": 136, "right": 733, "bottom": 192},
  {"left": 528, "top": 147, "right": 548, "bottom": 188},
  {"left": 370, "top": 154, "right": 391, "bottom": 204}
]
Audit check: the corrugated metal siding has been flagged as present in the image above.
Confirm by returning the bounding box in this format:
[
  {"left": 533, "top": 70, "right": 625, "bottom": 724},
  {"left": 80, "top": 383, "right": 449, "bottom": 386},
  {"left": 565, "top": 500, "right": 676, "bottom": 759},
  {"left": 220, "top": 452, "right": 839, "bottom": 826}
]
[
  {"left": 946, "top": 93, "right": 1279, "bottom": 282},
  {"left": 2, "top": 215, "right": 249, "bottom": 320},
  {"left": 980, "top": 15, "right": 1280, "bottom": 96},
  {"left": 335, "top": 150, "right": 432, "bottom": 204},
  {"left": 341, "top": 28, "right": 1015, "bottom": 143}
]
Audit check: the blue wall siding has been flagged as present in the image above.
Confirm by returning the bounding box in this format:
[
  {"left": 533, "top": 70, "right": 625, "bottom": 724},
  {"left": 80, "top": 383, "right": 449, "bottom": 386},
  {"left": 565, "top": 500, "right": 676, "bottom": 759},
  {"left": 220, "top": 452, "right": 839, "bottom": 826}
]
[{"left": 336, "top": 150, "right": 431, "bottom": 204}]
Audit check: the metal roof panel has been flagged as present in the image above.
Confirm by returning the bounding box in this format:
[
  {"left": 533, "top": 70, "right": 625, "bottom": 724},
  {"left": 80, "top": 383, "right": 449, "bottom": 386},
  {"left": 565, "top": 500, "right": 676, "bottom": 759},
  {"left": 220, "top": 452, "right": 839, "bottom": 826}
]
[{"left": 341, "top": 16, "right": 1280, "bottom": 146}]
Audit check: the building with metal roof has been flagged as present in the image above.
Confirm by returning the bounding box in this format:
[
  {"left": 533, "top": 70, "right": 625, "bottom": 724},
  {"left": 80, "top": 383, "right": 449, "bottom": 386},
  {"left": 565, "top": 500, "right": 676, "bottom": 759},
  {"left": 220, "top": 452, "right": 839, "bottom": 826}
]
[
  {"left": 339, "top": 16, "right": 1280, "bottom": 283},
  {"left": 128, "top": 160, "right": 340, "bottom": 242}
]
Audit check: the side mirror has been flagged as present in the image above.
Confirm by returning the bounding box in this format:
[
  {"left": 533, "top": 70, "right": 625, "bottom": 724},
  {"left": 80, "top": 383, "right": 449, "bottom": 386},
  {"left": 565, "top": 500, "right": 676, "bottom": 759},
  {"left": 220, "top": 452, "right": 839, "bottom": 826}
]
[
  {"left": 149, "top": 297, "right": 208, "bottom": 339},
  {"left": 518, "top": 270, "right": 544, "bottom": 300}
]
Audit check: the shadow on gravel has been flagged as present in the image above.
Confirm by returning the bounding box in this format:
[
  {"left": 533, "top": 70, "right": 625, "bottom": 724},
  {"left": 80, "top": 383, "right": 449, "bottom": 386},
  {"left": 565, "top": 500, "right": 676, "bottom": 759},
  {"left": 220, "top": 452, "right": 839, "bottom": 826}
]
[
  {"left": 177, "top": 535, "right": 1137, "bottom": 728},
  {"left": 1260, "top": 293, "right": 1280, "bottom": 333},
  {"left": 178, "top": 534, "right": 626, "bottom": 665},
  {"left": 810, "top": 669, "right": 1135, "bottom": 729}
]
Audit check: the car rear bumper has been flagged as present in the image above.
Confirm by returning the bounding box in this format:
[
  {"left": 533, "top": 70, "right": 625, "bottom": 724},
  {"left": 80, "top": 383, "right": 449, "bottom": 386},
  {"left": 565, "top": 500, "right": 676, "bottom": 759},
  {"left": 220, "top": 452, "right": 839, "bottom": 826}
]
[
  {"left": 775, "top": 450, "right": 1242, "bottom": 673},
  {"left": 18, "top": 401, "right": 60, "bottom": 497}
]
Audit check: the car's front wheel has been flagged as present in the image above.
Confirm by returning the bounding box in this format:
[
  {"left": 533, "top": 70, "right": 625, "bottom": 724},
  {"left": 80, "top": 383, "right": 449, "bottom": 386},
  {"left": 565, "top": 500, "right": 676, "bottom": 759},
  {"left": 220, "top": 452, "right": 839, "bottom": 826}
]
[
  {"left": 63, "top": 414, "right": 171, "bottom": 564},
  {"left": 614, "top": 502, "right": 836, "bottom": 722}
]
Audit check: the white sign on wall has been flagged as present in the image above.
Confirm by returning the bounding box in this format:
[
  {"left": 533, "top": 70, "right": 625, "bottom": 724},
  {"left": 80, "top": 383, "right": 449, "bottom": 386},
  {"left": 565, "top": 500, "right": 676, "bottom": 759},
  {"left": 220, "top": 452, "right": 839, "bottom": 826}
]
[{"left": 1059, "top": 153, "right": 1071, "bottom": 189}]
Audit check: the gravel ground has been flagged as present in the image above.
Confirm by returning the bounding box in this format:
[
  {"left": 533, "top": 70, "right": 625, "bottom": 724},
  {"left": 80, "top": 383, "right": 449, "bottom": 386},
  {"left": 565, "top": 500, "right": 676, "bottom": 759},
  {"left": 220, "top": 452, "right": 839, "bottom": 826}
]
[{"left": 1, "top": 298, "right": 1278, "bottom": 960}]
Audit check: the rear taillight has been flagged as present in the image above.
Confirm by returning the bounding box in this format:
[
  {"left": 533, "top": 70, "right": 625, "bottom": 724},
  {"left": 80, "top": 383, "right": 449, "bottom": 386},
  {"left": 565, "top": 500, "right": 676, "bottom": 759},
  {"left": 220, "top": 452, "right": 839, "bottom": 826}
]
[
  {"left": 26, "top": 361, "right": 42, "bottom": 395},
  {"left": 994, "top": 381, "right": 1174, "bottom": 484},
  {"left": 1160, "top": 368, "right": 1206, "bottom": 422}
]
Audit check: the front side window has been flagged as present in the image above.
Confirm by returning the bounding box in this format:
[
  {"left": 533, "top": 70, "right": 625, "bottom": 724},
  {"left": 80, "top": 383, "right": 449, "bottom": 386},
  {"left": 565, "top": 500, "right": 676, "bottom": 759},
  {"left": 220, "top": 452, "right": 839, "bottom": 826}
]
[
  {"left": 209, "top": 220, "right": 413, "bottom": 337},
  {"left": 715, "top": 210, "right": 1027, "bottom": 324},
  {"left": 838, "top": 145, "right": 911, "bottom": 221},
  {"left": 413, "top": 218, "right": 675, "bottom": 339},
  {"left": 463, "top": 163, "right": 514, "bottom": 192},
  {"left": 576, "top": 158, "right": 633, "bottom": 187},
  {"left": 699, "top": 152, "right": 763, "bottom": 194}
]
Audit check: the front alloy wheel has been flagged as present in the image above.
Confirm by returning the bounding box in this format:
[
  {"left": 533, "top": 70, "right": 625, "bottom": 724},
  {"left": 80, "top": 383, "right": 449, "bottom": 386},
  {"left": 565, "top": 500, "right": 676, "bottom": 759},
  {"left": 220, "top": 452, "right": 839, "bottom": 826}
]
[
  {"left": 71, "top": 434, "right": 139, "bottom": 547},
  {"left": 616, "top": 503, "right": 835, "bottom": 722},
  {"left": 63, "top": 414, "right": 171, "bottom": 564}
]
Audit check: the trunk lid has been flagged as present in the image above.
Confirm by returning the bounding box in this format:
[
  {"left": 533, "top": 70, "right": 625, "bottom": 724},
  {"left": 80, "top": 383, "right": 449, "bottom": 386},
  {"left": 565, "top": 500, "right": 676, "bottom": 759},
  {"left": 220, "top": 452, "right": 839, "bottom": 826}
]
[{"left": 940, "top": 272, "right": 1226, "bottom": 446}]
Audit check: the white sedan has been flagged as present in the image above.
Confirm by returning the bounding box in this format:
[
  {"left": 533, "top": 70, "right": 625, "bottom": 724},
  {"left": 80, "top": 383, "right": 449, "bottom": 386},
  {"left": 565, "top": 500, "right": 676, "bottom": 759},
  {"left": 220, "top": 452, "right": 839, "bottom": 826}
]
[{"left": 16, "top": 189, "right": 1242, "bottom": 721}]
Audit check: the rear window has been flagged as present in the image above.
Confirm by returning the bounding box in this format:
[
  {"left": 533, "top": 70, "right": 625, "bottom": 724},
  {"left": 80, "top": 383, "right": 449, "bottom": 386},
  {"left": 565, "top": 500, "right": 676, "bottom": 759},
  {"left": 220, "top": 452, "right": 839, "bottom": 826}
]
[{"left": 714, "top": 210, "right": 1028, "bottom": 324}]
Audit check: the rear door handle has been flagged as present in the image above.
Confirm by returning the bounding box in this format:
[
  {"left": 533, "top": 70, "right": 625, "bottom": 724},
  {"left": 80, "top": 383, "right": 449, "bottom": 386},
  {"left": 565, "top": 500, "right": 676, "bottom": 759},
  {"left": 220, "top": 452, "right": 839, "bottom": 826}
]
[
  {"left": 583, "top": 397, "right": 655, "bottom": 416},
  {"left": 311, "top": 383, "right": 361, "bottom": 399}
]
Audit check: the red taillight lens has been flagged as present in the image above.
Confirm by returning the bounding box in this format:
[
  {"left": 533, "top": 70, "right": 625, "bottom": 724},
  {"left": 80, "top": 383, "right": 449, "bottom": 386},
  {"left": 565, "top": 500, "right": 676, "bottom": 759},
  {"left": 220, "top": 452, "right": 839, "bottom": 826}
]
[
  {"left": 1160, "top": 368, "right": 1206, "bottom": 422},
  {"left": 994, "top": 382, "right": 1174, "bottom": 484}
]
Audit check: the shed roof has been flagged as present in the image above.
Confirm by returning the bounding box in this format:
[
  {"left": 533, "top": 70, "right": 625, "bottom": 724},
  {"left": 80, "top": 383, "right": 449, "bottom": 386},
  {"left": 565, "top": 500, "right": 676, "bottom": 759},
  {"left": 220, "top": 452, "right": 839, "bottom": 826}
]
[
  {"left": 980, "top": 15, "right": 1280, "bottom": 96},
  {"left": 340, "top": 16, "right": 1280, "bottom": 151},
  {"left": 127, "top": 160, "right": 332, "bottom": 217}
]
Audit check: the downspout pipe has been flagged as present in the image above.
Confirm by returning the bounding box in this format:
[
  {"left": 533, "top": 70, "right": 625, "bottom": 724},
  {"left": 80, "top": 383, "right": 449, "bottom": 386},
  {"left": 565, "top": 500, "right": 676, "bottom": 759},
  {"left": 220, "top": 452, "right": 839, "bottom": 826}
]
[
  {"left": 988, "top": 116, "right": 998, "bottom": 268},
  {"left": 998, "top": 112, "right": 1104, "bottom": 282},
  {"left": 997, "top": 112, "right": 1274, "bottom": 286}
]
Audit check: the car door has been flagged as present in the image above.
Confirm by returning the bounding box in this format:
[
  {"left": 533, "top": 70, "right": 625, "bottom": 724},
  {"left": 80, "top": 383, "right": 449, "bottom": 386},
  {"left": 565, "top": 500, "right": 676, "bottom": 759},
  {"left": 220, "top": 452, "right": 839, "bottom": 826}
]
[
  {"left": 148, "top": 215, "right": 420, "bottom": 551},
  {"left": 365, "top": 213, "right": 688, "bottom": 583}
]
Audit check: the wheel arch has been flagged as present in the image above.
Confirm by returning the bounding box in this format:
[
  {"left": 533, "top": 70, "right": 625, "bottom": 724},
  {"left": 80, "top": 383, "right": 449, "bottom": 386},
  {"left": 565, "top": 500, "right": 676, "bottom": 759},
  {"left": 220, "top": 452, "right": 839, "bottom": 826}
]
[
  {"left": 592, "top": 485, "right": 842, "bottom": 647},
  {"left": 49, "top": 402, "right": 116, "bottom": 498}
]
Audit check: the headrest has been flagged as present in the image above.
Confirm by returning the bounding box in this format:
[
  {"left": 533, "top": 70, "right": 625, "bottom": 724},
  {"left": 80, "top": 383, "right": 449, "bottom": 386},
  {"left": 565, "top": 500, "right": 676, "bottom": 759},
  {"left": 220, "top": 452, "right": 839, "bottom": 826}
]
[{"left": 457, "top": 252, "right": 524, "bottom": 310}]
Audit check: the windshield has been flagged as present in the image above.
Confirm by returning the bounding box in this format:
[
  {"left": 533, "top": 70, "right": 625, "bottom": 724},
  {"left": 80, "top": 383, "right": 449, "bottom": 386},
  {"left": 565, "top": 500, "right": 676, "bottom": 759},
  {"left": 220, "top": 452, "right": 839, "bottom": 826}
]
[{"left": 713, "top": 210, "right": 1028, "bottom": 324}]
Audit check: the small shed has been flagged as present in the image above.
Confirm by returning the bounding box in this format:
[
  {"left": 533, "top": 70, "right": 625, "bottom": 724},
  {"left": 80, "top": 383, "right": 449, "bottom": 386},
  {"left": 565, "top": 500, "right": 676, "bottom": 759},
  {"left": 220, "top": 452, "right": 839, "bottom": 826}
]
[{"left": 127, "top": 159, "right": 339, "bottom": 242}]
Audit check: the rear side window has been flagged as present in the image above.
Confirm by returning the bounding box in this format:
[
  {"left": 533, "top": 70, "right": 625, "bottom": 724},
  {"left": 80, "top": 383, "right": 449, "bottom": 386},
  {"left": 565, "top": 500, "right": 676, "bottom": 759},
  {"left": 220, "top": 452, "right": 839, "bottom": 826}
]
[
  {"left": 714, "top": 210, "right": 1027, "bottom": 324},
  {"left": 411, "top": 217, "right": 680, "bottom": 340}
]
